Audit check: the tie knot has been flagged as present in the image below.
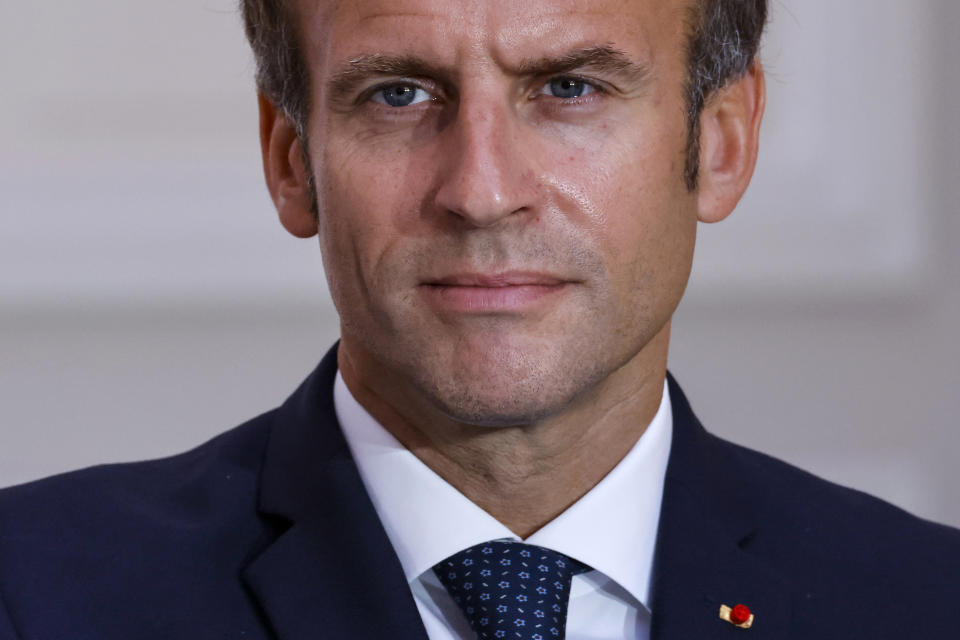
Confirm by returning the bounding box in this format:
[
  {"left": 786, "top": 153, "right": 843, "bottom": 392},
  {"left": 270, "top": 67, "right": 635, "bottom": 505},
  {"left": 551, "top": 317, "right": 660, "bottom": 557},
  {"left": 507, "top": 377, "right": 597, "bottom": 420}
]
[{"left": 432, "top": 539, "right": 589, "bottom": 640}]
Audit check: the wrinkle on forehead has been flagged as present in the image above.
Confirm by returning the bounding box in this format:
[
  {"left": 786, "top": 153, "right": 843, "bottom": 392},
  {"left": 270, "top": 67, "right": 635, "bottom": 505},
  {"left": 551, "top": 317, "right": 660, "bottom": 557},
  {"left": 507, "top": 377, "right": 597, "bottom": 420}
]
[
  {"left": 355, "top": 11, "right": 441, "bottom": 23},
  {"left": 311, "top": 0, "right": 685, "bottom": 28},
  {"left": 307, "top": 0, "right": 684, "bottom": 84}
]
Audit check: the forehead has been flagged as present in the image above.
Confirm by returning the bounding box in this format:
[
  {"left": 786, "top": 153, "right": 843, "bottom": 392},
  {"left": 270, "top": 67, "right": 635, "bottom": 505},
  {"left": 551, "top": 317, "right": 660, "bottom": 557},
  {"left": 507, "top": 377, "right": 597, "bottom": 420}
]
[{"left": 299, "top": 0, "right": 691, "bottom": 74}]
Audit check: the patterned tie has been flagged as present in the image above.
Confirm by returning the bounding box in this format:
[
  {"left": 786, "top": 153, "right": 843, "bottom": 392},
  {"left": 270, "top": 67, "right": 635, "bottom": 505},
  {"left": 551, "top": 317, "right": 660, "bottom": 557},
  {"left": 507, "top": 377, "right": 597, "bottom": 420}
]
[{"left": 432, "top": 539, "right": 589, "bottom": 640}]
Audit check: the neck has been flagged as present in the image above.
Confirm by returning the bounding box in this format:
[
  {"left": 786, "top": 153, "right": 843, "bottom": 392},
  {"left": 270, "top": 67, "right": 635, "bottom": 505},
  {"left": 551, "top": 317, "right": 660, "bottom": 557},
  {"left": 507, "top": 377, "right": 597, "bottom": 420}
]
[{"left": 338, "top": 327, "right": 669, "bottom": 538}]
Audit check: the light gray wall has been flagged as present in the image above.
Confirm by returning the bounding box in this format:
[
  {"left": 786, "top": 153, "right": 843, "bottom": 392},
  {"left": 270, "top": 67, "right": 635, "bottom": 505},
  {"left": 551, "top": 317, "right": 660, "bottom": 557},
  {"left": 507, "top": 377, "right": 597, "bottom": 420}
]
[{"left": 2, "top": 1, "right": 958, "bottom": 526}]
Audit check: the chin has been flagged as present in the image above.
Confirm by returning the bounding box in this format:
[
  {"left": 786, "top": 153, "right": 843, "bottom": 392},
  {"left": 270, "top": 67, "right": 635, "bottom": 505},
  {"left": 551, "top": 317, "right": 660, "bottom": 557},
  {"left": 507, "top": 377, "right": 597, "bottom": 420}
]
[
  {"left": 426, "top": 386, "right": 575, "bottom": 428},
  {"left": 411, "top": 341, "right": 609, "bottom": 428}
]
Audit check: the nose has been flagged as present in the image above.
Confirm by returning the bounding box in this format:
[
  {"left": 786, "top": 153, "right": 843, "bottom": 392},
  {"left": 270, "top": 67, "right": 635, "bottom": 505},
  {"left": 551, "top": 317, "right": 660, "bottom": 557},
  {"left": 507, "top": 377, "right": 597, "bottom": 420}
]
[{"left": 433, "top": 97, "right": 536, "bottom": 228}]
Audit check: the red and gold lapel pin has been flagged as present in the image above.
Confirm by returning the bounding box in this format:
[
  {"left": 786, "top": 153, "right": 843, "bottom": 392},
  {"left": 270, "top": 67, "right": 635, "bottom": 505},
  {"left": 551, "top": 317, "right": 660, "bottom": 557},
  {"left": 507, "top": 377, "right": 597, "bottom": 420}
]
[{"left": 719, "top": 603, "right": 754, "bottom": 629}]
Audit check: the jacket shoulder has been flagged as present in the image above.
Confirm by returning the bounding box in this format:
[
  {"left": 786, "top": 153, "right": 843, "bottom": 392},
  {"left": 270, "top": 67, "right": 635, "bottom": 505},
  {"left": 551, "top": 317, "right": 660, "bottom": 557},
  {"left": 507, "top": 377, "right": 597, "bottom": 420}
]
[
  {"left": 719, "top": 434, "right": 960, "bottom": 595},
  {"left": 0, "top": 410, "right": 279, "bottom": 638},
  {"left": 0, "top": 409, "right": 276, "bottom": 528}
]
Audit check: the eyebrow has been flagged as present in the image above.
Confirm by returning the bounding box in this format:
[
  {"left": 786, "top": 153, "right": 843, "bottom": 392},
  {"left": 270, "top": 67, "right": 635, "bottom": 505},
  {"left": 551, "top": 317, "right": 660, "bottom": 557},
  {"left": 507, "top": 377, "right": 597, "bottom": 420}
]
[
  {"left": 515, "top": 45, "right": 651, "bottom": 88},
  {"left": 328, "top": 54, "right": 452, "bottom": 104},
  {"left": 326, "top": 45, "right": 650, "bottom": 104}
]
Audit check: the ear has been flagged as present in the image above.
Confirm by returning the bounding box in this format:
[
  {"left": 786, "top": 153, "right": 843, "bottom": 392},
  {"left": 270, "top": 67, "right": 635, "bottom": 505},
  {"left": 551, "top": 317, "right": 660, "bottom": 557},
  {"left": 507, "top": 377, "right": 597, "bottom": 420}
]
[
  {"left": 696, "top": 61, "right": 766, "bottom": 224},
  {"left": 258, "top": 93, "right": 318, "bottom": 238}
]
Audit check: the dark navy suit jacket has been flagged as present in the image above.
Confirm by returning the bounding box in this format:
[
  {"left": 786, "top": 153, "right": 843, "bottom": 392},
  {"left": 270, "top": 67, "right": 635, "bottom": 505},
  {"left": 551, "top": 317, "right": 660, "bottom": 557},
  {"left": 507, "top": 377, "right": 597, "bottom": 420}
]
[{"left": 1, "top": 346, "right": 959, "bottom": 639}]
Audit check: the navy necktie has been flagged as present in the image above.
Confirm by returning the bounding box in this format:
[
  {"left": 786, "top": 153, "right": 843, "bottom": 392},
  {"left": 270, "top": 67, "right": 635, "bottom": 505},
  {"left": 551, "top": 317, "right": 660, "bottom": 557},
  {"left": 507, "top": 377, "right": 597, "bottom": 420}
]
[{"left": 432, "top": 539, "right": 589, "bottom": 640}]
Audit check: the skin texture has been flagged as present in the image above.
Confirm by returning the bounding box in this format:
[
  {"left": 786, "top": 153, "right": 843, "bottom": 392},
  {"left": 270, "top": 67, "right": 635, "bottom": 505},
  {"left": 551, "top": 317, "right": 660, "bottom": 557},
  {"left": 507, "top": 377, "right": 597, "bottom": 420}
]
[{"left": 259, "top": 0, "right": 765, "bottom": 537}]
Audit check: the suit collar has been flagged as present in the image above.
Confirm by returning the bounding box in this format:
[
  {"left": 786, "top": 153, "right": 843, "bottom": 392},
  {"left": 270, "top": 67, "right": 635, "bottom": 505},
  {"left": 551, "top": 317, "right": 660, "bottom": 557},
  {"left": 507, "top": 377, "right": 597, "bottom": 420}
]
[
  {"left": 335, "top": 368, "right": 673, "bottom": 610},
  {"left": 241, "top": 345, "right": 430, "bottom": 640},
  {"left": 241, "top": 349, "right": 794, "bottom": 638},
  {"left": 649, "top": 373, "right": 793, "bottom": 639}
]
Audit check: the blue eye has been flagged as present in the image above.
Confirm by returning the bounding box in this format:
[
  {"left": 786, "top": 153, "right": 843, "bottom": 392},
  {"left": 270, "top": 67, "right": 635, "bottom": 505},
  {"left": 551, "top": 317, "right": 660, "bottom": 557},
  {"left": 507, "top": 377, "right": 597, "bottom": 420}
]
[
  {"left": 370, "top": 83, "right": 433, "bottom": 107},
  {"left": 541, "top": 78, "right": 597, "bottom": 99}
]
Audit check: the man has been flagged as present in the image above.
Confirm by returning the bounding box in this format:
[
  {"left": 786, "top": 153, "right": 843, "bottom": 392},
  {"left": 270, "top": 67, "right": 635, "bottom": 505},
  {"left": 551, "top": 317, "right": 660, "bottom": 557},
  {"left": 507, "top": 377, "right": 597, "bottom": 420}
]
[{"left": 0, "top": 0, "right": 958, "bottom": 638}]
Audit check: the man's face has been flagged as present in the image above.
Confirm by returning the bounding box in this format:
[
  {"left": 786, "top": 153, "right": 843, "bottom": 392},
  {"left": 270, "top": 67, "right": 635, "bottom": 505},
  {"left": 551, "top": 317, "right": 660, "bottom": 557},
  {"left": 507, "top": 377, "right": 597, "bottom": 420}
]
[{"left": 299, "top": 0, "right": 699, "bottom": 425}]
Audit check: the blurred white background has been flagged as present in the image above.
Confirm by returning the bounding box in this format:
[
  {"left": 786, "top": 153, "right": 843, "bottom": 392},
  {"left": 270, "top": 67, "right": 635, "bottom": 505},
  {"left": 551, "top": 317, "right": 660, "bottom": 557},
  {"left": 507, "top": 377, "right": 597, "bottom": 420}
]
[{"left": 2, "top": 1, "right": 958, "bottom": 526}]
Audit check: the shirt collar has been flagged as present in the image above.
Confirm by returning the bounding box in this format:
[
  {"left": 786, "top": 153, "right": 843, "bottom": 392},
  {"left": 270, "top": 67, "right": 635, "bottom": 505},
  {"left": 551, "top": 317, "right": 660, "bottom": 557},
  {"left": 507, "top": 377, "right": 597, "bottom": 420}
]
[{"left": 334, "top": 371, "right": 672, "bottom": 611}]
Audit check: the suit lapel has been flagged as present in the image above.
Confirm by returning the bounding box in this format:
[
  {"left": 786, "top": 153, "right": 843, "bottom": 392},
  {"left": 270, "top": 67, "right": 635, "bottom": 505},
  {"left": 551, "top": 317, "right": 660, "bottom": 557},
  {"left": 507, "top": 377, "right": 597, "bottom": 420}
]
[
  {"left": 650, "top": 375, "right": 793, "bottom": 639},
  {"left": 241, "top": 347, "right": 430, "bottom": 640}
]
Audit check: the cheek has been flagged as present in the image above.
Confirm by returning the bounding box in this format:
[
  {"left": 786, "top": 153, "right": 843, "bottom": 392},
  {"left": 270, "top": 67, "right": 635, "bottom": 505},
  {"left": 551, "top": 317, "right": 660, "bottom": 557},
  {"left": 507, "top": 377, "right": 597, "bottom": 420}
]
[
  {"left": 548, "top": 117, "right": 696, "bottom": 315},
  {"left": 314, "top": 137, "right": 430, "bottom": 285},
  {"left": 551, "top": 116, "right": 691, "bottom": 251}
]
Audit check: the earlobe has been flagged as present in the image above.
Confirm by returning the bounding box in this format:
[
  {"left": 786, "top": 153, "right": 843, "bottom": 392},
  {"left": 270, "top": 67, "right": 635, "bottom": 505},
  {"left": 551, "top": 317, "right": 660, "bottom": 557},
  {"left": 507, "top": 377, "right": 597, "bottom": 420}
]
[
  {"left": 695, "top": 61, "right": 766, "bottom": 224},
  {"left": 257, "top": 94, "right": 318, "bottom": 238}
]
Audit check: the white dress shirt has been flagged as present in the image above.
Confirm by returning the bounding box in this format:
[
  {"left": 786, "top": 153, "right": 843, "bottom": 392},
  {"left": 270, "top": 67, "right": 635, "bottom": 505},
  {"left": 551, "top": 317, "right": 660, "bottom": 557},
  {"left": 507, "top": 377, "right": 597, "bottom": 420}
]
[{"left": 334, "top": 372, "right": 672, "bottom": 640}]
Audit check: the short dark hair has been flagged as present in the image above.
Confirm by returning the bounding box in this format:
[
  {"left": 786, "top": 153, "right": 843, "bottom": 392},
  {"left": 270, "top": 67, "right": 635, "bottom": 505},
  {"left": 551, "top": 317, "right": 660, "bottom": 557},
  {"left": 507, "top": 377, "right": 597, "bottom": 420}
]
[
  {"left": 683, "top": 0, "right": 767, "bottom": 188},
  {"left": 240, "top": 0, "right": 767, "bottom": 191},
  {"left": 241, "top": 0, "right": 310, "bottom": 139}
]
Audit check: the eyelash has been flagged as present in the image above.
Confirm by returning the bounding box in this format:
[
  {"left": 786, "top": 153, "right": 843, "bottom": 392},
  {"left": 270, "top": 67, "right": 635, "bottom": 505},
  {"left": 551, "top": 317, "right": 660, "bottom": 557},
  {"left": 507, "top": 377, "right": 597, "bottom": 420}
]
[
  {"left": 533, "top": 76, "right": 603, "bottom": 100},
  {"left": 367, "top": 82, "right": 437, "bottom": 107},
  {"left": 362, "top": 76, "right": 606, "bottom": 108}
]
